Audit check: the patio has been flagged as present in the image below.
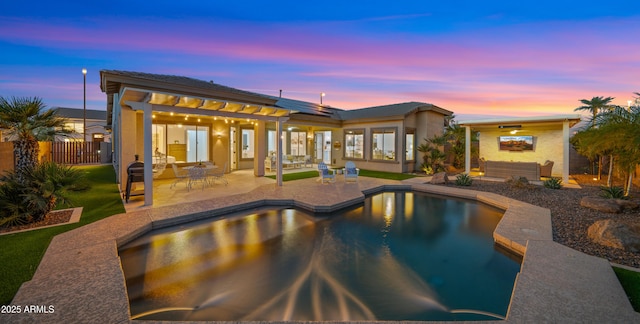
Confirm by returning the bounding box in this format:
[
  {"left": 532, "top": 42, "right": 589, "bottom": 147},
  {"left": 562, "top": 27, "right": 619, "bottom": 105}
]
[
  {"left": 7, "top": 174, "right": 639, "bottom": 323},
  {"left": 124, "top": 167, "right": 325, "bottom": 211}
]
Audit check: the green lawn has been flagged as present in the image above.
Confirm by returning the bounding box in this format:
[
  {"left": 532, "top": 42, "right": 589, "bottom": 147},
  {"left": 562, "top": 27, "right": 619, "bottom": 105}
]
[
  {"left": 613, "top": 266, "right": 640, "bottom": 312},
  {"left": 265, "top": 168, "right": 417, "bottom": 182},
  {"left": 0, "top": 165, "right": 125, "bottom": 305}
]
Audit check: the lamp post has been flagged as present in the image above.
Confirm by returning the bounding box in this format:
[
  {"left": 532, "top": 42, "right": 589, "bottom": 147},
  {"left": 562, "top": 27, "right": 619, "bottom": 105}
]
[
  {"left": 320, "top": 92, "right": 325, "bottom": 105},
  {"left": 82, "top": 68, "right": 87, "bottom": 162}
]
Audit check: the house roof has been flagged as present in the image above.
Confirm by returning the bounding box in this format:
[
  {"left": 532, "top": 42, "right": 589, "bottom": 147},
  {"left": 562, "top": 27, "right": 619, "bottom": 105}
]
[
  {"left": 53, "top": 107, "right": 107, "bottom": 121},
  {"left": 100, "top": 70, "right": 296, "bottom": 122},
  {"left": 100, "top": 70, "right": 276, "bottom": 105},
  {"left": 271, "top": 97, "right": 342, "bottom": 119},
  {"left": 99, "top": 70, "right": 453, "bottom": 124},
  {"left": 338, "top": 101, "right": 453, "bottom": 121}
]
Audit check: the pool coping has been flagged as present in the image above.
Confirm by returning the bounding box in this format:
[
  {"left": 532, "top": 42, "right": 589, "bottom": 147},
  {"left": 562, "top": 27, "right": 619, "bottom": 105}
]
[{"left": 7, "top": 178, "right": 640, "bottom": 323}]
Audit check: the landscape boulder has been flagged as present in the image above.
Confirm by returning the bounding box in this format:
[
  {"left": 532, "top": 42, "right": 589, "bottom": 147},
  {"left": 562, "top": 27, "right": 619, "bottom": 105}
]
[
  {"left": 580, "top": 196, "right": 623, "bottom": 213},
  {"left": 430, "top": 172, "right": 449, "bottom": 184},
  {"left": 587, "top": 219, "right": 640, "bottom": 252},
  {"left": 615, "top": 199, "right": 639, "bottom": 211}
]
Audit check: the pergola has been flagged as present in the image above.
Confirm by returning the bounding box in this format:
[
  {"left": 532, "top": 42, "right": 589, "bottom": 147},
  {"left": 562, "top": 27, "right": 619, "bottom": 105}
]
[
  {"left": 458, "top": 114, "right": 582, "bottom": 183},
  {"left": 108, "top": 84, "right": 297, "bottom": 206}
]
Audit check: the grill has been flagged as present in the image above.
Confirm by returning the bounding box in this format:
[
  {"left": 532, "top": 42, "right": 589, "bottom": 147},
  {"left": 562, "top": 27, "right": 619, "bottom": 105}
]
[{"left": 124, "top": 161, "right": 144, "bottom": 203}]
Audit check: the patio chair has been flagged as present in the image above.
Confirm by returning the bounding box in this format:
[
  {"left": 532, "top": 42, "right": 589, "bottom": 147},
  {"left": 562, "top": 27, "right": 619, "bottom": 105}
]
[
  {"left": 203, "top": 161, "right": 218, "bottom": 185},
  {"left": 303, "top": 155, "right": 313, "bottom": 167},
  {"left": 208, "top": 162, "right": 228, "bottom": 185},
  {"left": 187, "top": 166, "right": 207, "bottom": 191},
  {"left": 170, "top": 163, "right": 189, "bottom": 189},
  {"left": 540, "top": 160, "right": 554, "bottom": 178},
  {"left": 317, "top": 162, "right": 335, "bottom": 183},
  {"left": 152, "top": 160, "right": 167, "bottom": 179},
  {"left": 478, "top": 157, "right": 486, "bottom": 173},
  {"left": 343, "top": 161, "right": 359, "bottom": 182},
  {"left": 265, "top": 155, "right": 276, "bottom": 172},
  {"left": 282, "top": 155, "right": 294, "bottom": 168}
]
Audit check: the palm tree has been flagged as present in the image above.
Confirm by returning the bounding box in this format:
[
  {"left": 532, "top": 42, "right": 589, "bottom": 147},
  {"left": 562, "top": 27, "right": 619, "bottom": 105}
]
[
  {"left": 574, "top": 100, "right": 640, "bottom": 196},
  {"left": 594, "top": 104, "right": 640, "bottom": 196},
  {"left": 0, "top": 96, "right": 71, "bottom": 183},
  {"left": 417, "top": 133, "right": 447, "bottom": 174},
  {"left": 574, "top": 96, "right": 615, "bottom": 179},
  {"left": 574, "top": 96, "right": 615, "bottom": 126},
  {"left": 442, "top": 120, "right": 478, "bottom": 169}
]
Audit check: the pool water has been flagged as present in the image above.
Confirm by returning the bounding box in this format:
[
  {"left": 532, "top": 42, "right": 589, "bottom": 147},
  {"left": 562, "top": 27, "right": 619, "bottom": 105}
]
[{"left": 119, "top": 191, "right": 521, "bottom": 321}]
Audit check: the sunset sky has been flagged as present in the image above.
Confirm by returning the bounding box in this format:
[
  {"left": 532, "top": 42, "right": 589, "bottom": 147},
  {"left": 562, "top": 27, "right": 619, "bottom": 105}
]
[{"left": 1, "top": 1, "right": 638, "bottom": 120}]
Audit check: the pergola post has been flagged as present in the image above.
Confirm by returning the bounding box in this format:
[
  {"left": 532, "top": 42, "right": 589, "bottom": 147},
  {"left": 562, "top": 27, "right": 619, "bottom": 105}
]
[
  {"left": 465, "top": 126, "right": 471, "bottom": 174},
  {"left": 563, "top": 120, "right": 570, "bottom": 183},
  {"left": 143, "top": 102, "right": 153, "bottom": 206},
  {"left": 276, "top": 118, "right": 283, "bottom": 186}
]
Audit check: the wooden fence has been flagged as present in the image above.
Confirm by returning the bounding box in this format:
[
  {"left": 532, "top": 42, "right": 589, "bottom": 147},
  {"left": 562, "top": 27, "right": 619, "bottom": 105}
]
[
  {"left": 49, "top": 141, "right": 102, "bottom": 164},
  {"left": 0, "top": 142, "right": 110, "bottom": 174}
]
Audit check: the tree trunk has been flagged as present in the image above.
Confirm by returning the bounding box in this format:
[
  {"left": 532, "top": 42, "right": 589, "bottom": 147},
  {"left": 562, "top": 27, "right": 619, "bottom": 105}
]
[
  {"left": 13, "top": 139, "right": 39, "bottom": 183},
  {"left": 607, "top": 155, "right": 614, "bottom": 187},
  {"left": 597, "top": 156, "right": 603, "bottom": 180},
  {"left": 625, "top": 169, "right": 633, "bottom": 197}
]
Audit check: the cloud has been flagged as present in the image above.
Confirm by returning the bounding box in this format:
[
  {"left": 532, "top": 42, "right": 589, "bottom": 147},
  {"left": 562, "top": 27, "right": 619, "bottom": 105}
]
[{"left": 1, "top": 15, "right": 638, "bottom": 116}]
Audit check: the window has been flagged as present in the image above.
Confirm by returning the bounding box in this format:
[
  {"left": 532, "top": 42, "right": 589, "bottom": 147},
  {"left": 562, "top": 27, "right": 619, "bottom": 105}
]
[
  {"left": 372, "top": 128, "right": 396, "bottom": 161},
  {"left": 267, "top": 130, "right": 276, "bottom": 155},
  {"left": 267, "top": 130, "right": 288, "bottom": 156},
  {"left": 156, "top": 123, "right": 209, "bottom": 163},
  {"left": 344, "top": 129, "right": 364, "bottom": 159},
  {"left": 405, "top": 130, "right": 415, "bottom": 161},
  {"left": 290, "top": 131, "right": 307, "bottom": 156},
  {"left": 185, "top": 125, "right": 208, "bottom": 162},
  {"left": 241, "top": 128, "right": 254, "bottom": 159}
]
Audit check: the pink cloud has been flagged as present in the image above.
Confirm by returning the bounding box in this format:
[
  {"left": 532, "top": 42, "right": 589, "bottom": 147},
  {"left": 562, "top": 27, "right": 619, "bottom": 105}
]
[{"left": 1, "top": 15, "right": 638, "bottom": 117}]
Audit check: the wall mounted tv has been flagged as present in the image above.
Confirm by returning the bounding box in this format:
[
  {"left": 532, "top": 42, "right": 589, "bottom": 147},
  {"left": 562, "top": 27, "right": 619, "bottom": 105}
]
[{"left": 499, "top": 135, "right": 534, "bottom": 151}]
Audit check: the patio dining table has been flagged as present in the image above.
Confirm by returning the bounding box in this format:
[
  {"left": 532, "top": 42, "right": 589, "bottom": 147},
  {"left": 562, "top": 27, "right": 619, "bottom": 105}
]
[{"left": 183, "top": 165, "right": 219, "bottom": 190}]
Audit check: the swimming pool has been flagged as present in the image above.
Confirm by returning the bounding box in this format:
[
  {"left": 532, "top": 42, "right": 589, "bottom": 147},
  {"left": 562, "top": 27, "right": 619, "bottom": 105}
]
[{"left": 119, "top": 191, "right": 521, "bottom": 321}]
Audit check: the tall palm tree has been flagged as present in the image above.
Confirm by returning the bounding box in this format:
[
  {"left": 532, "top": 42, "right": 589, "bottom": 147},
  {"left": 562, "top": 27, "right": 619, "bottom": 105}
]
[
  {"left": 0, "top": 96, "right": 71, "bottom": 182},
  {"left": 574, "top": 96, "right": 615, "bottom": 179},
  {"left": 574, "top": 96, "right": 615, "bottom": 126}
]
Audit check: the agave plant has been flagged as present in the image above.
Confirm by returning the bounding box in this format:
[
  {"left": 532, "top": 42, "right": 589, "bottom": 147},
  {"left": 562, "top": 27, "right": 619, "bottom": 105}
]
[
  {"left": 455, "top": 173, "right": 473, "bottom": 186},
  {"left": 599, "top": 186, "right": 627, "bottom": 200},
  {"left": 543, "top": 177, "right": 563, "bottom": 189}
]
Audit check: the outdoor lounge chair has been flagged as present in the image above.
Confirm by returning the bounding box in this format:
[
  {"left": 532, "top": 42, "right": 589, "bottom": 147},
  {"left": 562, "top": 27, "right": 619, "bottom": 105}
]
[
  {"left": 343, "top": 161, "right": 359, "bottom": 182},
  {"left": 317, "top": 162, "right": 335, "bottom": 183},
  {"left": 540, "top": 160, "right": 554, "bottom": 178},
  {"left": 170, "top": 163, "right": 189, "bottom": 189}
]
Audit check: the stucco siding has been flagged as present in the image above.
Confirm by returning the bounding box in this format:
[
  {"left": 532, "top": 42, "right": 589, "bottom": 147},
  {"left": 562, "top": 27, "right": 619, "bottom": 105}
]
[{"left": 479, "top": 127, "right": 565, "bottom": 177}]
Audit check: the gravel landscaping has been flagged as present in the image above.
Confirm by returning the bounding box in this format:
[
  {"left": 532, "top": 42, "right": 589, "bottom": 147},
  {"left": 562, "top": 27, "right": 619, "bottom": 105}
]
[{"left": 444, "top": 174, "right": 640, "bottom": 268}]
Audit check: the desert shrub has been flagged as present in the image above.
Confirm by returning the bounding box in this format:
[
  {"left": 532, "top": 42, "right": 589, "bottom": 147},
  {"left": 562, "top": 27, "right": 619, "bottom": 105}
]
[
  {"left": 0, "top": 162, "right": 86, "bottom": 228},
  {"left": 506, "top": 176, "right": 530, "bottom": 188},
  {"left": 421, "top": 163, "right": 434, "bottom": 175},
  {"left": 455, "top": 173, "right": 473, "bottom": 186},
  {"left": 543, "top": 177, "right": 563, "bottom": 189},
  {"left": 600, "top": 186, "right": 627, "bottom": 199}
]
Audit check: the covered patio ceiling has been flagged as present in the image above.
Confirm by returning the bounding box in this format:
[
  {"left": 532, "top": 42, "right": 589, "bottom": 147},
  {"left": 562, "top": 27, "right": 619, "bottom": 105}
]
[
  {"left": 458, "top": 114, "right": 582, "bottom": 131},
  {"left": 119, "top": 87, "right": 295, "bottom": 122}
]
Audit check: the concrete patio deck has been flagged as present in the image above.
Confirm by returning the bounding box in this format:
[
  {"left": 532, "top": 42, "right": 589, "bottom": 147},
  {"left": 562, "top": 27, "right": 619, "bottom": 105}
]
[{"left": 7, "top": 173, "right": 639, "bottom": 323}]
